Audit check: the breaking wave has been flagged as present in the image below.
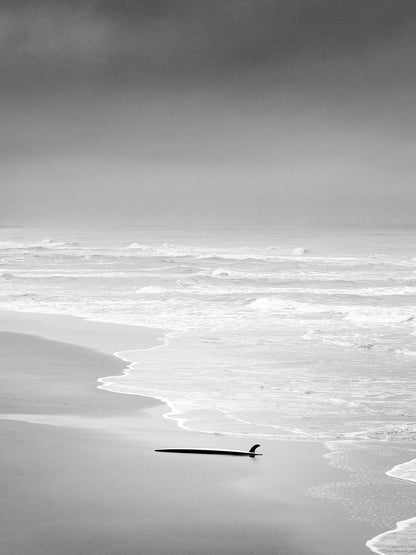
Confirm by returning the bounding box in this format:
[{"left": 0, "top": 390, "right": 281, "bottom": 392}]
[{"left": 135, "top": 286, "right": 167, "bottom": 294}]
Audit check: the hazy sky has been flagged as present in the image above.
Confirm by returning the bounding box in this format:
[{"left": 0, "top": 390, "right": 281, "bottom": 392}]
[{"left": 1, "top": 0, "right": 416, "bottom": 226}]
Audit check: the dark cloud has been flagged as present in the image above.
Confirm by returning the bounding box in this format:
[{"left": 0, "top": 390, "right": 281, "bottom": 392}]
[
  {"left": 1, "top": 0, "right": 416, "bottom": 96},
  {"left": 1, "top": 1, "right": 416, "bottom": 225}
]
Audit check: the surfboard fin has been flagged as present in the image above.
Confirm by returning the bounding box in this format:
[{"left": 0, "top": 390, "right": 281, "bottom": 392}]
[{"left": 249, "top": 443, "right": 261, "bottom": 453}]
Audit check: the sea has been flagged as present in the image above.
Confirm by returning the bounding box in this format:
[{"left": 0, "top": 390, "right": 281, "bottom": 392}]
[{"left": 1, "top": 224, "right": 416, "bottom": 553}]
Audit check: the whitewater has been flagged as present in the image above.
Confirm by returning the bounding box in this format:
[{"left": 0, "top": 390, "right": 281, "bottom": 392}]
[
  {"left": 366, "top": 458, "right": 416, "bottom": 555},
  {"left": 1, "top": 225, "right": 416, "bottom": 553}
]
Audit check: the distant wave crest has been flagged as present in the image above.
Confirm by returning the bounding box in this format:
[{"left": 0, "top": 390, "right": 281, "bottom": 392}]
[
  {"left": 126, "top": 243, "right": 151, "bottom": 250},
  {"left": 266, "top": 246, "right": 310, "bottom": 256},
  {"left": 0, "top": 239, "right": 78, "bottom": 250},
  {"left": 118, "top": 243, "right": 312, "bottom": 260}
]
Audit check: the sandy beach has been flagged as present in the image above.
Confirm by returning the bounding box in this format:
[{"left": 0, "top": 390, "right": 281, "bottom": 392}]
[{"left": 0, "top": 312, "right": 382, "bottom": 554}]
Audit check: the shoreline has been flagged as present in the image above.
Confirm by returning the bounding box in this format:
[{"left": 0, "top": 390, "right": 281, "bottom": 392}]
[
  {"left": 366, "top": 460, "right": 416, "bottom": 554},
  {"left": 367, "top": 516, "right": 416, "bottom": 555},
  {"left": 0, "top": 310, "right": 383, "bottom": 553},
  {"left": 0, "top": 309, "right": 166, "bottom": 355}
]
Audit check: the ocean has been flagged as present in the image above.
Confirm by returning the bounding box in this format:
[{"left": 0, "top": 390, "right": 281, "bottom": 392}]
[{"left": 1, "top": 225, "right": 416, "bottom": 553}]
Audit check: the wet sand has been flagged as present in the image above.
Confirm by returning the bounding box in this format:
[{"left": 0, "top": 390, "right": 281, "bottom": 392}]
[{"left": 0, "top": 313, "right": 378, "bottom": 554}]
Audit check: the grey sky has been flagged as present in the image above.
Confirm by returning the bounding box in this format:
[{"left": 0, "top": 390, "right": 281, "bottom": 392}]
[{"left": 1, "top": 1, "right": 416, "bottom": 225}]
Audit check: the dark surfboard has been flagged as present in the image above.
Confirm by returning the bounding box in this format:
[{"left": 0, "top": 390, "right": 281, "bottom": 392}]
[{"left": 155, "top": 443, "right": 262, "bottom": 457}]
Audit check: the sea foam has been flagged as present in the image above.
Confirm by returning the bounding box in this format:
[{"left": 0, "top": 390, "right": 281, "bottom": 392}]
[
  {"left": 367, "top": 517, "right": 416, "bottom": 555},
  {"left": 2, "top": 228, "right": 416, "bottom": 443},
  {"left": 367, "top": 459, "right": 416, "bottom": 554}
]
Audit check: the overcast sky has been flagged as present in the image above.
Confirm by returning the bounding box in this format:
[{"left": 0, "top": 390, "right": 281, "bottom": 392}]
[{"left": 1, "top": 0, "right": 416, "bottom": 226}]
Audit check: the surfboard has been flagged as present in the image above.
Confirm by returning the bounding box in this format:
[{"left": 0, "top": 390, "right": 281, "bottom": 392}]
[{"left": 155, "top": 444, "right": 262, "bottom": 457}]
